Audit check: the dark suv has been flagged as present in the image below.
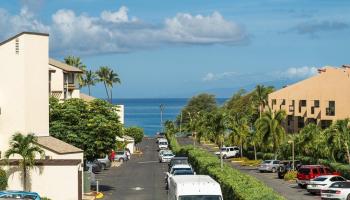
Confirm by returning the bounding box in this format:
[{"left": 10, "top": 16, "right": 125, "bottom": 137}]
[{"left": 277, "top": 160, "right": 301, "bottom": 179}]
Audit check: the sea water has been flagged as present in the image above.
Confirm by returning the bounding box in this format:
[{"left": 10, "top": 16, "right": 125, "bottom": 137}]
[{"left": 112, "top": 98, "right": 227, "bottom": 136}]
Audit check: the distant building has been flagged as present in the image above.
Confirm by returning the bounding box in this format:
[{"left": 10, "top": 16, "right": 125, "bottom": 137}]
[
  {"left": 0, "top": 32, "right": 83, "bottom": 200},
  {"left": 49, "top": 58, "right": 83, "bottom": 100},
  {"left": 268, "top": 66, "right": 350, "bottom": 133},
  {"left": 80, "top": 93, "right": 125, "bottom": 124}
]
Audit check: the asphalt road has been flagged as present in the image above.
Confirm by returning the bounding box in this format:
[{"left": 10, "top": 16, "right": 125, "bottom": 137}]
[
  {"left": 96, "top": 137, "right": 168, "bottom": 200},
  {"left": 177, "top": 136, "right": 318, "bottom": 200}
]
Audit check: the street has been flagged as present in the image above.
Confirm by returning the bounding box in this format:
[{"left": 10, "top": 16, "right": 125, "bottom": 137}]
[{"left": 96, "top": 137, "right": 168, "bottom": 200}]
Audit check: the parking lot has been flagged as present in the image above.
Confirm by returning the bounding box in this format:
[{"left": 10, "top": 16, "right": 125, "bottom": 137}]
[{"left": 95, "top": 137, "right": 168, "bottom": 200}]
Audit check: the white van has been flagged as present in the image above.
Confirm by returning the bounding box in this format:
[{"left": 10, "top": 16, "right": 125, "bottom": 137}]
[
  {"left": 168, "top": 175, "right": 223, "bottom": 200},
  {"left": 158, "top": 138, "right": 169, "bottom": 150}
]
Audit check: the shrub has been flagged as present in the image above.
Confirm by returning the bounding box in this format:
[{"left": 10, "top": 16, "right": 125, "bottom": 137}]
[
  {"left": 284, "top": 170, "right": 297, "bottom": 181},
  {"left": 41, "top": 197, "right": 52, "bottom": 200},
  {"left": 0, "top": 168, "right": 7, "bottom": 190}
]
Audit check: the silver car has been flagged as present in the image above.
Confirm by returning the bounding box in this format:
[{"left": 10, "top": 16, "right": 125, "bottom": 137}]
[{"left": 258, "top": 160, "right": 280, "bottom": 173}]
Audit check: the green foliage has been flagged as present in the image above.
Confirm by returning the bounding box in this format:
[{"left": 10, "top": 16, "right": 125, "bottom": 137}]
[
  {"left": 41, "top": 197, "right": 52, "bottom": 200},
  {"left": 0, "top": 168, "right": 7, "bottom": 190},
  {"left": 50, "top": 98, "right": 122, "bottom": 160},
  {"left": 124, "top": 126, "right": 144, "bottom": 144},
  {"left": 284, "top": 170, "right": 297, "bottom": 181},
  {"left": 167, "top": 134, "right": 284, "bottom": 200}
]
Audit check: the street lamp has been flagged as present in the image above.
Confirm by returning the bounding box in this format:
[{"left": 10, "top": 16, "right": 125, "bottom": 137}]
[
  {"left": 288, "top": 139, "right": 295, "bottom": 170},
  {"left": 160, "top": 104, "right": 164, "bottom": 133}
]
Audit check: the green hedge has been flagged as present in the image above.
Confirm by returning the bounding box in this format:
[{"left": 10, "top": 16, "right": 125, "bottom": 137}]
[
  {"left": 166, "top": 134, "right": 285, "bottom": 200},
  {"left": 0, "top": 168, "right": 7, "bottom": 190}
]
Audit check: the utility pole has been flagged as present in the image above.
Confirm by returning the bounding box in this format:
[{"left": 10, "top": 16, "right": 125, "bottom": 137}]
[
  {"left": 160, "top": 104, "right": 164, "bottom": 133},
  {"left": 179, "top": 111, "right": 182, "bottom": 135}
]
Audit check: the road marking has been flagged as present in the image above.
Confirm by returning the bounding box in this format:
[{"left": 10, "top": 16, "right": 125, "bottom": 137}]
[
  {"left": 131, "top": 187, "right": 144, "bottom": 191},
  {"left": 138, "top": 161, "right": 159, "bottom": 164}
]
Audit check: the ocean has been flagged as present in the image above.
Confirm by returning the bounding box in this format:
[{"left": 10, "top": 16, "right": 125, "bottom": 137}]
[{"left": 112, "top": 98, "right": 228, "bottom": 136}]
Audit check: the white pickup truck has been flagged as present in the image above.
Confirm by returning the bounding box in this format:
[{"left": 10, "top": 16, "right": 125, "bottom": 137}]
[
  {"left": 168, "top": 175, "right": 223, "bottom": 200},
  {"left": 215, "top": 146, "right": 240, "bottom": 159}
]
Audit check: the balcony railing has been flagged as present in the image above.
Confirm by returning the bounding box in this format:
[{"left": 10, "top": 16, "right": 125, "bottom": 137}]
[{"left": 65, "top": 83, "right": 76, "bottom": 90}]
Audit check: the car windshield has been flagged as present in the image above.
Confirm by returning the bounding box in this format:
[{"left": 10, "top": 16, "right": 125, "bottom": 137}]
[
  {"left": 164, "top": 154, "right": 174, "bottom": 157},
  {"left": 116, "top": 152, "right": 124, "bottom": 155},
  {"left": 330, "top": 182, "right": 350, "bottom": 188},
  {"left": 220, "top": 148, "right": 227, "bottom": 151},
  {"left": 298, "top": 168, "right": 310, "bottom": 175},
  {"left": 171, "top": 159, "right": 188, "bottom": 166},
  {"left": 0, "top": 194, "right": 37, "bottom": 200},
  {"left": 159, "top": 142, "right": 168, "bottom": 145},
  {"left": 173, "top": 170, "right": 194, "bottom": 175},
  {"left": 263, "top": 160, "right": 271, "bottom": 164},
  {"left": 171, "top": 168, "right": 191, "bottom": 174},
  {"left": 179, "top": 195, "right": 222, "bottom": 200},
  {"left": 313, "top": 177, "right": 328, "bottom": 181}
]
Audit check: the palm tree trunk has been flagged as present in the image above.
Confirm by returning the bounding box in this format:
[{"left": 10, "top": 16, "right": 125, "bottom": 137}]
[
  {"left": 23, "top": 164, "right": 27, "bottom": 191},
  {"left": 103, "top": 82, "right": 110, "bottom": 100},
  {"left": 240, "top": 142, "right": 243, "bottom": 157},
  {"left": 254, "top": 143, "right": 257, "bottom": 160},
  {"left": 110, "top": 88, "right": 113, "bottom": 103},
  {"left": 88, "top": 85, "right": 91, "bottom": 96}
]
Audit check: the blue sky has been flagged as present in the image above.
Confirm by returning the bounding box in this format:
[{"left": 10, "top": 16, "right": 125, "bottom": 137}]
[{"left": 1, "top": 0, "right": 350, "bottom": 98}]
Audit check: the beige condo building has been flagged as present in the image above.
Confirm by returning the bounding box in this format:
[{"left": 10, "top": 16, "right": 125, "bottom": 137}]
[{"left": 268, "top": 66, "right": 350, "bottom": 133}]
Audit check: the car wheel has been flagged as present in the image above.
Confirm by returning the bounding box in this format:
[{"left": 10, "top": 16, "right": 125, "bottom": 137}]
[
  {"left": 223, "top": 155, "right": 227, "bottom": 159},
  {"left": 119, "top": 158, "right": 124, "bottom": 163},
  {"left": 278, "top": 174, "right": 284, "bottom": 179},
  {"left": 272, "top": 167, "right": 276, "bottom": 173},
  {"left": 101, "top": 164, "right": 106, "bottom": 170},
  {"left": 347, "top": 194, "right": 350, "bottom": 200},
  {"left": 259, "top": 170, "right": 264, "bottom": 173}
]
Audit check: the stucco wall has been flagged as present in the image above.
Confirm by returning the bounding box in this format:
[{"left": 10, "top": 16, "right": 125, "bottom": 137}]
[
  {"left": 0, "top": 34, "right": 49, "bottom": 154},
  {"left": 4, "top": 164, "right": 80, "bottom": 200}
]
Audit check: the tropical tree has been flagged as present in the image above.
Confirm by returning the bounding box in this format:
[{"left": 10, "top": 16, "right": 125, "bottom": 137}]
[
  {"left": 227, "top": 114, "right": 250, "bottom": 157},
  {"left": 327, "top": 119, "right": 350, "bottom": 164},
  {"left": 252, "top": 85, "right": 274, "bottom": 118},
  {"left": 83, "top": 70, "right": 97, "bottom": 96},
  {"left": 107, "top": 69, "right": 121, "bottom": 103},
  {"left": 96, "top": 66, "right": 111, "bottom": 100},
  {"left": 5, "top": 133, "right": 45, "bottom": 191},
  {"left": 164, "top": 120, "right": 177, "bottom": 137},
  {"left": 124, "top": 127, "right": 144, "bottom": 144},
  {"left": 64, "top": 56, "right": 87, "bottom": 88},
  {"left": 255, "top": 108, "right": 286, "bottom": 159}
]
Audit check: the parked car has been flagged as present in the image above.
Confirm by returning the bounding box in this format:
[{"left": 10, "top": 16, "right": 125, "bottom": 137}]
[
  {"left": 258, "top": 160, "right": 280, "bottom": 173},
  {"left": 297, "top": 165, "right": 340, "bottom": 188},
  {"left": 158, "top": 139, "right": 168, "bottom": 150},
  {"left": 168, "top": 157, "right": 189, "bottom": 172},
  {"left": 115, "top": 150, "right": 129, "bottom": 162},
  {"left": 307, "top": 175, "right": 347, "bottom": 194},
  {"left": 0, "top": 191, "right": 41, "bottom": 200},
  {"left": 277, "top": 160, "right": 301, "bottom": 179},
  {"left": 215, "top": 146, "right": 240, "bottom": 159},
  {"left": 84, "top": 164, "right": 96, "bottom": 186},
  {"left": 86, "top": 160, "right": 102, "bottom": 173},
  {"left": 97, "top": 155, "right": 111, "bottom": 170},
  {"left": 159, "top": 150, "right": 172, "bottom": 161},
  {"left": 166, "top": 164, "right": 194, "bottom": 189},
  {"left": 321, "top": 181, "right": 350, "bottom": 200},
  {"left": 160, "top": 151, "right": 175, "bottom": 163}
]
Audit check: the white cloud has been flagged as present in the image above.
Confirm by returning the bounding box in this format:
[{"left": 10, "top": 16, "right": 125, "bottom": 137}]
[
  {"left": 202, "top": 72, "right": 237, "bottom": 81},
  {"left": 0, "top": 6, "right": 247, "bottom": 55},
  {"left": 282, "top": 66, "right": 318, "bottom": 79}
]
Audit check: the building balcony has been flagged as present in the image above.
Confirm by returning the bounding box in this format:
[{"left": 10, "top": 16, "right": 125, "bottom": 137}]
[
  {"left": 308, "top": 106, "right": 320, "bottom": 118},
  {"left": 65, "top": 83, "right": 76, "bottom": 90}
]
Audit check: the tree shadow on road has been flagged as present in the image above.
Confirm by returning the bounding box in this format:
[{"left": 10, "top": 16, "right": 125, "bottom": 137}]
[{"left": 92, "top": 184, "right": 116, "bottom": 192}]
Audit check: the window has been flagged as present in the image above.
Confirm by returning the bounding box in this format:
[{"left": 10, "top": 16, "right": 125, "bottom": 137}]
[
  {"left": 326, "top": 101, "right": 335, "bottom": 116},
  {"left": 281, "top": 99, "right": 286, "bottom": 105},
  {"left": 289, "top": 100, "right": 295, "bottom": 112},
  {"left": 273, "top": 161, "right": 279, "bottom": 164},
  {"left": 312, "top": 168, "right": 318, "bottom": 174},
  {"left": 300, "top": 100, "right": 306, "bottom": 107},
  {"left": 314, "top": 100, "right": 320, "bottom": 108}
]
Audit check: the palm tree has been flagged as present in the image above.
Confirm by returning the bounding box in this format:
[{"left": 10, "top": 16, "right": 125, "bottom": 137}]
[
  {"left": 64, "top": 56, "right": 87, "bottom": 88},
  {"left": 106, "top": 69, "right": 121, "bottom": 103},
  {"left": 5, "top": 133, "right": 45, "bottom": 191},
  {"left": 255, "top": 108, "right": 286, "bottom": 159},
  {"left": 252, "top": 85, "right": 274, "bottom": 118},
  {"left": 96, "top": 66, "right": 111, "bottom": 100},
  {"left": 327, "top": 119, "right": 350, "bottom": 164},
  {"left": 84, "top": 70, "right": 97, "bottom": 96}
]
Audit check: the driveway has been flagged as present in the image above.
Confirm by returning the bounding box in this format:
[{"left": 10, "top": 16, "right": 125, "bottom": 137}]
[
  {"left": 177, "top": 136, "right": 319, "bottom": 200},
  {"left": 95, "top": 137, "right": 168, "bottom": 200}
]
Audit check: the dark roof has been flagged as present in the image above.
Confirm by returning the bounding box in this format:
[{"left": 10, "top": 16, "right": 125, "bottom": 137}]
[
  {"left": 36, "top": 136, "right": 83, "bottom": 154},
  {"left": 49, "top": 58, "right": 83, "bottom": 73},
  {"left": 0, "top": 32, "right": 49, "bottom": 46},
  {"left": 0, "top": 159, "right": 81, "bottom": 166}
]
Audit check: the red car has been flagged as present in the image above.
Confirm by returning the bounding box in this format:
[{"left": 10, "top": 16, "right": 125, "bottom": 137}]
[{"left": 297, "top": 165, "right": 340, "bottom": 188}]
